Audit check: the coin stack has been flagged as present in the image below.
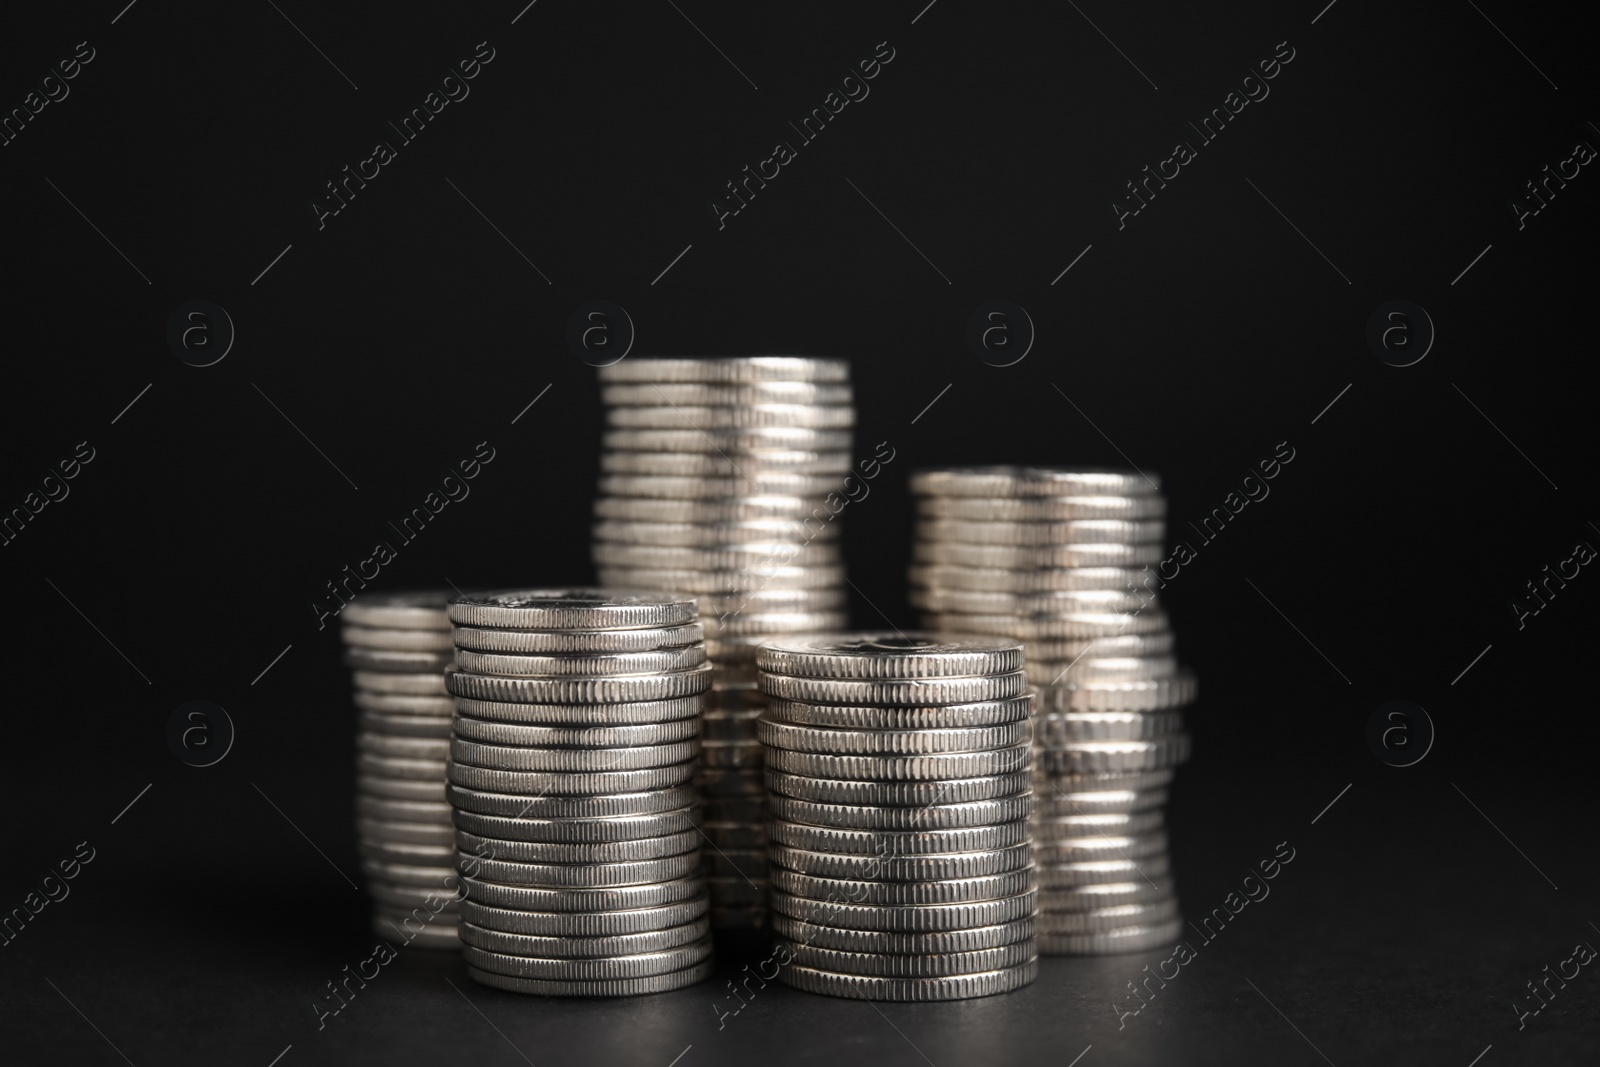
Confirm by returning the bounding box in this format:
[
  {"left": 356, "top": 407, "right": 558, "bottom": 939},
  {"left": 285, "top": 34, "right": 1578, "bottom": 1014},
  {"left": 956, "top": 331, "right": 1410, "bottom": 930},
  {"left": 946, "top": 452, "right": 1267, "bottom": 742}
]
[
  {"left": 342, "top": 591, "right": 461, "bottom": 949},
  {"left": 442, "top": 590, "right": 716, "bottom": 996},
  {"left": 908, "top": 468, "right": 1195, "bottom": 955},
  {"left": 593, "top": 357, "right": 855, "bottom": 930},
  {"left": 755, "top": 634, "right": 1041, "bottom": 1000}
]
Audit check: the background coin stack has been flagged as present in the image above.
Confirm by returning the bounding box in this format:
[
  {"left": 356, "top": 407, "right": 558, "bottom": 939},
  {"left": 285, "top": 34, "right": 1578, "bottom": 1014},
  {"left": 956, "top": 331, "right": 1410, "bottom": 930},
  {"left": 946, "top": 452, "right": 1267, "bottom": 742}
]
[
  {"left": 907, "top": 467, "right": 1196, "bottom": 955},
  {"left": 755, "top": 634, "right": 1041, "bottom": 1000},
  {"left": 342, "top": 591, "right": 461, "bottom": 950},
  {"left": 444, "top": 590, "right": 716, "bottom": 996},
  {"left": 593, "top": 357, "right": 855, "bottom": 930}
]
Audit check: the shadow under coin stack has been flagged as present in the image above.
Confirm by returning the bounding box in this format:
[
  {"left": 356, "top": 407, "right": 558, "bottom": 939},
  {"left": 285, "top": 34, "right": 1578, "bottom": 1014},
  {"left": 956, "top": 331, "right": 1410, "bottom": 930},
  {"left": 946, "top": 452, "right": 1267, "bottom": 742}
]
[
  {"left": 342, "top": 591, "right": 461, "bottom": 949},
  {"left": 908, "top": 467, "right": 1196, "bottom": 955},
  {"left": 443, "top": 590, "right": 716, "bottom": 996},
  {"left": 755, "top": 634, "right": 1041, "bottom": 1000},
  {"left": 592, "top": 357, "right": 855, "bottom": 931}
]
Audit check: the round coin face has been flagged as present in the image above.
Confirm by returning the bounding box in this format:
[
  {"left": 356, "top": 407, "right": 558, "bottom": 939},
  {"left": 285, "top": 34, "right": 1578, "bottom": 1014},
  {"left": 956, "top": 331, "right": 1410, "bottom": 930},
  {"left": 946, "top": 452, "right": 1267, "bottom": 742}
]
[
  {"left": 446, "top": 590, "right": 700, "bottom": 630},
  {"left": 755, "top": 633, "right": 1024, "bottom": 680}
]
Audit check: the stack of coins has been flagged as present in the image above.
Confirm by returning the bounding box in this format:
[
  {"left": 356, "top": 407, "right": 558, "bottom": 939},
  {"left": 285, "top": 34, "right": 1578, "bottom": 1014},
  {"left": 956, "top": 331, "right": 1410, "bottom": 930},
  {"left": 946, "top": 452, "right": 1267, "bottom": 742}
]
[
  {"left": 444, "top": 590, "right": 716, "bottom": 996},
  {"left": 342, "top": 591, "right": 461, "bottom": 949},
  {"left": 755, "top": 634, "right": 1040, "bottom": 1000},
  {"left": 593, "top": 357, "right": 855, "bottom": 930},
  {"left": 908, "top": 468, "right": 1195, "bottom": 955}
]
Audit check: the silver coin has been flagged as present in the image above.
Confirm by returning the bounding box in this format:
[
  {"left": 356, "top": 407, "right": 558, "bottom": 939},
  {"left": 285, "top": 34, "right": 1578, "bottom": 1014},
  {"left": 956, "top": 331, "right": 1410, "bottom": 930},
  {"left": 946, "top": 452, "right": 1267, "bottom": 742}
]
[
  {"left": 762, "top": 743, "right": 1031, "bottom": 783},
  {"left": 358, "top": 817, "right": 456, "bottom": 846},
  {"left": 462, "top": 936, "right": 713, "bottom": 980},
  {"left": 360, "top": 838, "right": 456, "bottom": 864},
  {"left": 766, "top": 819, "right": 1029, "bottom": 856},
  {"left": 1034, "top": 735, "right": 1192, "bottom": 775},
  {"left": 758, "top": 672, "right": 1029, "bottom": 707},
  {"left": 757, "top": 718, "right": 1028, "bottom": 756},
  {"left": 922, "top": 610, "right": 1168, "bottom": 639},
  {"left": 1028, "top": 632, "right": 1175, "bottom": 660},
  {"left": 766, "top": 792, "right": 1032, "bottom": 831},
  {"left": 593, "top": 518, "right": 841, "bottom": 546},
  {"left": 1038, "top": 917, "right": 1182, "bottom": 956},
  {"left": 357, "top": 795, "right": 453, "bottom": 822},
  {"left": 603, "top": 381, "right": 853, "bottom": 406},
  {"left": 598, "top": 356, "right": 850, "bottom": 384},
  {"left": 606, "top": 405, "right": 854, "bottom": 430},
  {"left": 358, "top": 734, "right": 451, "bottom": 760},
  {"left": 776, "top": 958, "right": 1039, "bottom": 1000},
  {"left": 344, "top": 647, "right": 454, "bottom": 673},
  {"left": 1032, "top": 832, "right": 1169, "bottom": 862},
  {"left": 460, "top": 873, "right": 702, "bottom": 912},
  {"left": 356, "top": 752, "right": 447, "bottom": 781},
  {"left": 452, "top": 717, "right": 699, "bottom": 748},
  {"left": 755, "top": 633, "right": 1023, "bottom": 680},
  {"left": 701, "top": 610, "right": 848, "bottom": 639},
  {"left": 1027, "top": 655, "right": 1178, "bottom": 686},
  {"left": 595, "top": 566, "right": 846, "bottom": 595},
  {"left": 1034, "top": 810, "right": 1165, "bottom": 838},
  {"left": 451, "top": 808, "right": 699, "bottom": 843},
  {"left": 342, "top": 591, "right": 454, "bottom": 630},
  {"left": 915, "top": 542, "right": 1164, "bottom": 568},
  {"left": 1038, "top": 880, "right": 1175, "bottom": 912},
  {"left": 446, "top": 589, "right": 700, "bottom": 631},
  {"left": 594, "top": 540, "right": 840, "bottom": 569},
  {"left": 451, "top": 737, "right": 701, "bottom": 774},
  {"left": 916, "top": 518, "right": 1164, "bottom": 546},
  {"left": 768, "top": 843, "right": 1033, "bottom": 882},
  {"left": 342, "top": 625, "right": 455, "bottom": 651},
  {"left": 371, "top": 912, "right": 460, "bottom": 950},
  {"left": 465, "top": 853, "right": 701, "bottom": 889},
  {"left": 765, "top": 770, "right": 1033, "bottom": 806},
  {"left": 1035, "top": 710, "right": 1184, "bottom": 744},
  {"left": 772, "top": 915, "right": 1035, "bottom": 955},
  {"left": 698, "top": 738, "right": 766, "bottom": 769},
  {"left": 353, "top": 670, "right": 449, "bottom": 696},
  {"left": 1038, "top": 768, "right": 1175, "bottom": 796},
  {"left": 598, "top": 473, "right": 849, "bottom": 499},
  {"left": 916, "top": 494, "right": 1167, "bottom": 521},
  {"left": 781, "top": 939, "right": 1035, "bottom": 979},
  {"left": 772, "top": 869, "right": 1034, "bottom": 907},
  {"left": 451, "top": 694, "right": 702, "bottom": 726},
  {"left": 769, "top": 888, "right": 1039, "bottom": 933},
  {"left": 1036, "top": 674, "right": 1198, "bottom": 712},
  {"left": 459, "top": 895, "right": 709, "bottom": 937},
  {"left": 764, "top": 695, "right": 1032, "bottom": 730},
  {"left": 447, "top": 762, "right": 697, "bottom": 796},
  {"left": 359, "top": 858, "right": 458, "bottom": 886},
  {"left": 446, "top": 783, "right": 696, "bottom": 820},
  {"left": 601, "top": 449, "right": 852, "bottom": 475},
  {"left": 450, "top": 622, "right": 704, "bottom": 655},
  {"left": 465, "top": 957, "right": 714, "bottom": 996},
  {"left": 456, "top": 828, "right": 700, "bottom": 864},
  {"left": 913, "top": 588, "right": 1153, "bottom": 615},
  {"left": 358, "top": 774, "right": 446, "bottom": 802},
  {"left": 353, "top": 690, "right": 457, "bottom": 715},
  {"left": 358, "top": 710, "right": 454, "bottom": 738},
  {"left": 461, "top": 915, "right": 711, "bottom": 958},
  {"left": 595, "top": 493, "right": 837, "bottom": 522},
  {"left": 452, "top": 645, "right": 707, "bottom": 678},
  {"left": 1034, "top": 786, "right": 1168, "bottom": 816},
  {"left": 909, "top": 564, "right": 1153, "bottom": 593},
  {"left": 911, "top": 467, "right": 1158, "bottom": 498},
  {"left": 1033, "top": 854, "right": 1172, "bottom": 888},
  {"left": 445, "top": 664, "right": 713, "bottom": 705}
]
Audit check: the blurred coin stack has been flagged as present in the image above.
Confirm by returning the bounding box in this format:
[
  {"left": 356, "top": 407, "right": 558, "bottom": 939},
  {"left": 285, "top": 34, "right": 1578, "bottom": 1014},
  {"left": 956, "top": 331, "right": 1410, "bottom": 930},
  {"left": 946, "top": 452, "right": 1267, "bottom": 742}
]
[
  {"left": 755, "top": 634, "right": 1040, "bottom": 1000},
  {"left": 908, "top": 467, "right": 1195, "bottom": 955},
  {"left": 593, "top": 357, "right": 855, "bottom": 930},
  {"left": 342, "top": 591, "right": 461, "bottom": 949},
  {"left": 444, "top": 590, "right": 716, "bottom": 996}
]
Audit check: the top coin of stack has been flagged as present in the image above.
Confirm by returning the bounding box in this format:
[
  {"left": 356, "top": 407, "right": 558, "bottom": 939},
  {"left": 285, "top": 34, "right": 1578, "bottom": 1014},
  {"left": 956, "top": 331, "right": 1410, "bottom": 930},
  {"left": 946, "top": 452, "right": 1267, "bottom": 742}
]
[
  {"left": 756, "top": 634, "right": 1041, "bottom": 1001},
  {"left": 594, "top": 358, "right": 856, "bottom": 929},
  {"left": 444, "top": 589, "right": 716, "bottom": 996},
  {"left": 908, "top": 467, "right": 1195, "bottom": 955},
  {"left": 342, "top": 591, "right": 462, "bottom": 949}
]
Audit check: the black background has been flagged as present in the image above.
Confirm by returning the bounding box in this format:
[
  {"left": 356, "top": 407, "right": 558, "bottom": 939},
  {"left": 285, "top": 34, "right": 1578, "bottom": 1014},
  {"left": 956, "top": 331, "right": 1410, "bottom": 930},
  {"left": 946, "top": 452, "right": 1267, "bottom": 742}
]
[{"left": 2, "top": 1, "right": 1596, "bottom": 1064}]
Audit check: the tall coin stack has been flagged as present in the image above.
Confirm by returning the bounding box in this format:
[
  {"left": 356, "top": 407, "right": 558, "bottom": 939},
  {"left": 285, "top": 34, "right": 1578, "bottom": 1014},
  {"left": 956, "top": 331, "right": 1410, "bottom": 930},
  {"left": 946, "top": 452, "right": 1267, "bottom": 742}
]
[
  {"left": 444, "top": 590, "right": 716, "bottom": 996},
  {"left": 593, "top": 357, "right": 855, "bottom": 930},
  {"left": 343, "top": 591, "right": 461, "bottom": 949},
  {"left": 908, "top": 468, "right": 1196, "bottom": 955},
  {"left": 755, "top": 634, "right": 1041, "bottom": 1000}
]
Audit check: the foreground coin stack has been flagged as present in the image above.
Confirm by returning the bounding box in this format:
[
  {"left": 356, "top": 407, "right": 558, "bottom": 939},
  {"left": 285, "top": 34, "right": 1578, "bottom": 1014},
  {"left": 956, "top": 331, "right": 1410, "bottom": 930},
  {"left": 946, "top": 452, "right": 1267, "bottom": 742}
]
[
  {"left": 909, "top": 467, "right": 1195, "bottom": 955},
  {"left": 342, "top": 591, "right": 461, "bottom": 949},
  {"left": 444, "top": 590, "right": 716, "bottom": 995},
  {"left": 755, "top": 634, "right": 1041, "bottom": 1000},
  {"left": 593, "top": 357, "right": 856, "bottom": 929}
]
